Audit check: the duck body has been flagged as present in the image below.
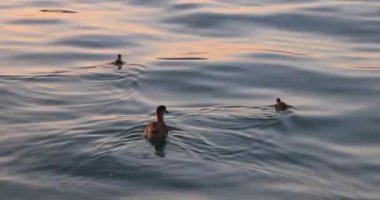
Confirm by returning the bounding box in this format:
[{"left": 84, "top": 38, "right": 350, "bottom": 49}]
[
  {"left": 275, "top": 98, "right": 288, "bottom": 111},
  {"left": 144, "top": 121, "right": 168, "bottom": 140},
  {"left": 144, "top": 105, "right": 169, "bottom": 141},
  {"left": 114, "top": 59, "right": 124, "bottom": 65},
  {"left": 113, "top": 54, "right": 125, "bottom": 65},
  {"left": 275, "top": 102, "right": 288, "bottom": 111}
]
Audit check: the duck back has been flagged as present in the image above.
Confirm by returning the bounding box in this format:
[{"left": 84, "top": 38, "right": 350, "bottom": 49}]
[{"left": 144, "top": 122, "right": 168, "bottom": 140}]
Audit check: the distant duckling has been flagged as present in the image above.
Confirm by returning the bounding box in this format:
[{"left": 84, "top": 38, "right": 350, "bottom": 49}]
[
  {"left": 113, "top": 54, "right": 125, "bottom": 66},
  {"left": 275, "top": 98, "right": 288, "bottom": 111},
  {"left": 144, "top": 105, "right": 169, "bottom": 140}
]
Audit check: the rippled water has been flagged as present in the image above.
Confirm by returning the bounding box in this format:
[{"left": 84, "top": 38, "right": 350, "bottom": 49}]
[{"left": 1, "top": 0, "right": 380, "bottom": 199}]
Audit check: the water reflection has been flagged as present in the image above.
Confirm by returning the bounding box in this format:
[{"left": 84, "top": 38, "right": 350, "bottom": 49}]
[{"left": 149, "top": 138, "right": 168, "bottom": 157}]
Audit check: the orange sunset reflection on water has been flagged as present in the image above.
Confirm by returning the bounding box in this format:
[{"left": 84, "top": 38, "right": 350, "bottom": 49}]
[{"left": 0, "top": 0, "right": 379, "bottom": 75}]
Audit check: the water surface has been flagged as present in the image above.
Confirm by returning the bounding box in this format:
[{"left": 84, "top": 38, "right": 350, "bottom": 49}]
[{"left": 1, "top": 0, "right": 380, "bottom": 199}]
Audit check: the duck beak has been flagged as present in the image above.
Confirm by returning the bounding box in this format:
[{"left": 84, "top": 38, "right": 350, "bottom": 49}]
[{"left": 165, "top": 109, "right": 169, "bottom": 114}]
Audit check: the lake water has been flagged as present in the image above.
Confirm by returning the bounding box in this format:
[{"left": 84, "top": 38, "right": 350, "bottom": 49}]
[{"left": 1, "top": 0, "right": 379, "bottom": 199}]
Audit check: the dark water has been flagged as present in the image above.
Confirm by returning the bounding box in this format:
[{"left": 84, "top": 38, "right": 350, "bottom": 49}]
[{"left": 1, "top": 0, "right": 380, "bottom": 199}]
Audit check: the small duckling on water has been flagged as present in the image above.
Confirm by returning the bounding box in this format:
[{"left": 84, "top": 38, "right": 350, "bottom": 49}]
[
  {"left": 113, "top": 54, "right": 125, "bottom": 66},
  {"left": 275, "top": 98, "right": 288, "bottom": 111},
  {"left": 144, "top": 105, "right": 169, "bottom": 140}
]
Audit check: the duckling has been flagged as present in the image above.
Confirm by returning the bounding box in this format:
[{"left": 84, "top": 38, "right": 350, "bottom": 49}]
[
  {"left": 275, "top": 98, "right": 288, "bottom": 111},
  {"left": 113, "top": 54, "right": 125, "bottom": 66},
  {"left": 144, "top": 105, "right": 169, "bottom": 140}
]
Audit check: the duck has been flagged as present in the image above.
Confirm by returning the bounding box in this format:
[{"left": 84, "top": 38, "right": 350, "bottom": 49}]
[
  {"left": 144, "top": 105, "right": 169, "bottom": 140},
  {"left": 275, "top": 98, "right": 288, "bottom": 111},
  {"left": 113, "top": 54, "right": 125, "bottom": 66}
]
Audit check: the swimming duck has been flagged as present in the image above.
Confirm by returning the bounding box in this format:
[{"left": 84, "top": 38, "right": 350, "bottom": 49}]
[
  {"left": 144, "top": 105, "right": 169, "bottom": 140},
  {"left": 275, "top": 98, "right": 288, "bottom": 111},
  {"left": 113, "top": 54, "right": 124, "bottom": 65}
]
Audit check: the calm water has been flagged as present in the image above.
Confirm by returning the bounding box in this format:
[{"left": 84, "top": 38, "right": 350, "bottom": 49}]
[{"left": 1, "top": 0, "right": 380, "bottom": 199}]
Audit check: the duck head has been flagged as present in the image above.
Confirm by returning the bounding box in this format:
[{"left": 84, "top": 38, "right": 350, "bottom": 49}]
[
  {"left": 156, "top": 105, "right": 169, "bottom": 114},
  {"left": 156, "top": 105, "right": 169, "bottom": 122}
]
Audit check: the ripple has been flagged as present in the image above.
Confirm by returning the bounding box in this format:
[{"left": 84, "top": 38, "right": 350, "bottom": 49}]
[
  {"left": 25, "top": 0, "right": 64, "bottom": 7},
  {"left": 163, "top": 10, "right": 380, "bottom": 42},
  {"left": 189, "top": 105, "right": 278, "bottom": 130},
  {"left": 1, "top": 0, "right": 380, "bottom": 199},
  {"left": 7, "top": 18, "right": 64, "bottom": 25},
  {"left": 40, "top": 9, "right": 77, "bottom": 13},
  {"left": 168, "top": 2, "right": 203, "bottom": 11},
  {"left": 12, "top": 52, "right": 112, "bottom": 65},
  {"left": 54, "top": 34, "right": 137, "bottom": 49},
  {"left": 158, "top": 57, "right": 208, "bottom": 60}
]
